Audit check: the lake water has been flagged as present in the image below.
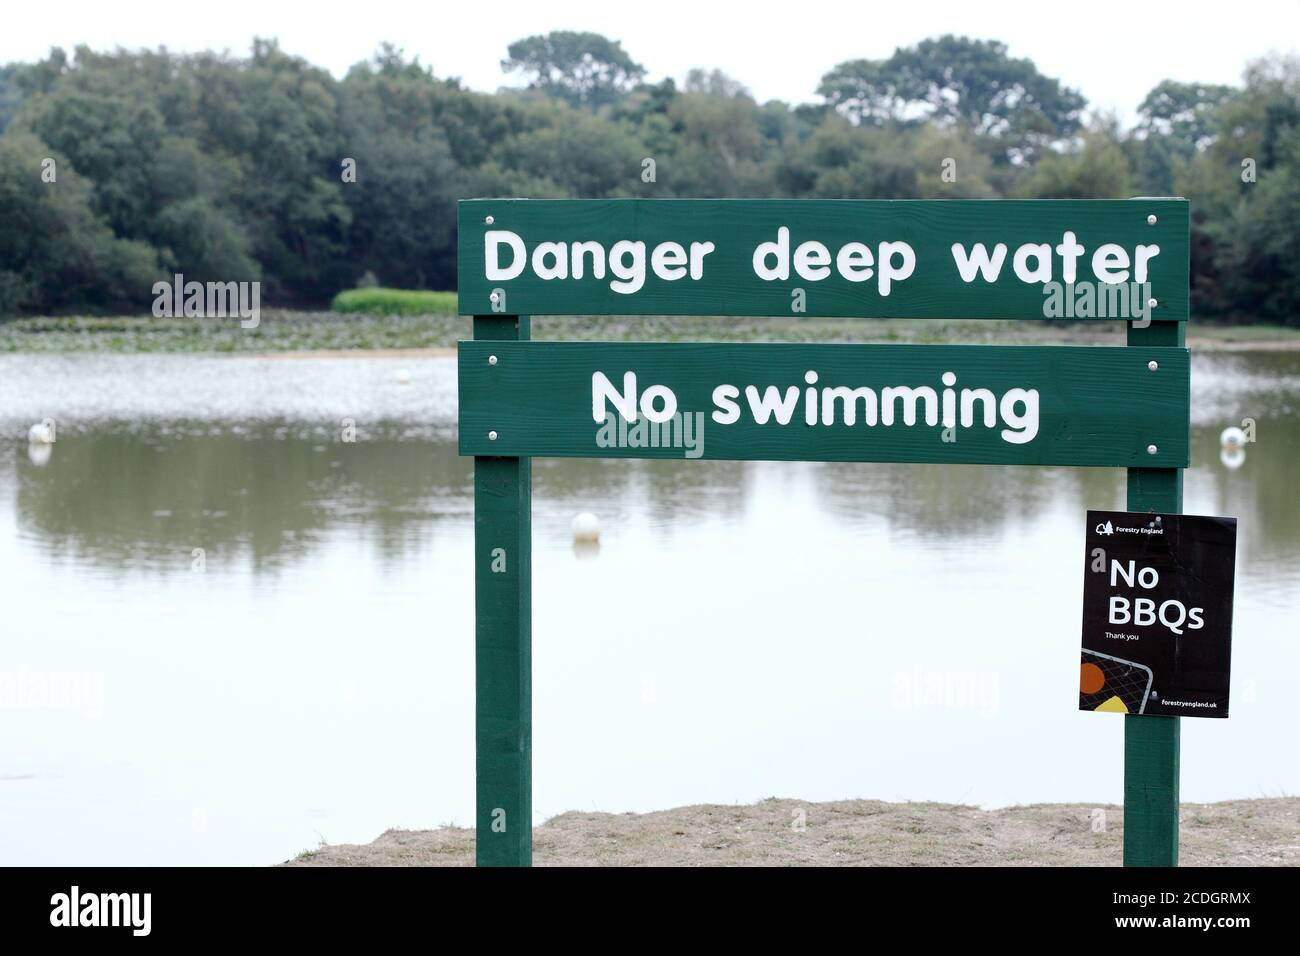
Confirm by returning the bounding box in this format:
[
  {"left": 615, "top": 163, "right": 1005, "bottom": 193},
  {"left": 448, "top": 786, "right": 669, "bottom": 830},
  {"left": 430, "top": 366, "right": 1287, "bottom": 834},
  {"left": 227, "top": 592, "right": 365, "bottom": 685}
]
[{"left": 1, "top": 349, "right": 1296, "bottom": 865}]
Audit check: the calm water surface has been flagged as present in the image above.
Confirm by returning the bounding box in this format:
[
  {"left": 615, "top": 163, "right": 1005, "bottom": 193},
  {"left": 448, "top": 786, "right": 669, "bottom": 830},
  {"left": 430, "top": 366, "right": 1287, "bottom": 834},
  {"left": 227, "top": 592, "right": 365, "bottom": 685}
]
[{"left": 0, "top": 350, "right": 1296, "bottom": 864}]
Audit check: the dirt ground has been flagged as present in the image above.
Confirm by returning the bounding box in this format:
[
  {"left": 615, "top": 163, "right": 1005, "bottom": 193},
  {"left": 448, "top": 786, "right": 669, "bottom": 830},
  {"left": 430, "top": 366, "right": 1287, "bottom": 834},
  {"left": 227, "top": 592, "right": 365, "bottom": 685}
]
[{"left": 283, "top": 797, "right": 1299, "bottom": 866}]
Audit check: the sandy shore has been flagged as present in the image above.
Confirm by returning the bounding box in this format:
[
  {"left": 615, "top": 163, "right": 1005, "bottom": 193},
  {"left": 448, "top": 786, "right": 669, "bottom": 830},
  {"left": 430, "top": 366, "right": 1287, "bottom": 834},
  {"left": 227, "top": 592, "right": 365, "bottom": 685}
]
[{"left": 283, "top": 796, "right": 1299, "bottom": 866}]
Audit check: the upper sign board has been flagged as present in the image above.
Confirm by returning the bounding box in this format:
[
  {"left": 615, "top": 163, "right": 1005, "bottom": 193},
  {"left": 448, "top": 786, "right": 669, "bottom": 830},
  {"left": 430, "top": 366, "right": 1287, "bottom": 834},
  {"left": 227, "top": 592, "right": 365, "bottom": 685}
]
[{"left": 457, "top": 199, "right": 1189, "bottom": 320}]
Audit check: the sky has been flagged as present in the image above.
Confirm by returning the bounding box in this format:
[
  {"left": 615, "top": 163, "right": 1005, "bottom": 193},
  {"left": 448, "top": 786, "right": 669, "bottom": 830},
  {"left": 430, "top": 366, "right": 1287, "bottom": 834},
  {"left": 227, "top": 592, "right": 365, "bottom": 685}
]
[{"left": 1, "top": 0, "right": 1295, "bottom": 126}]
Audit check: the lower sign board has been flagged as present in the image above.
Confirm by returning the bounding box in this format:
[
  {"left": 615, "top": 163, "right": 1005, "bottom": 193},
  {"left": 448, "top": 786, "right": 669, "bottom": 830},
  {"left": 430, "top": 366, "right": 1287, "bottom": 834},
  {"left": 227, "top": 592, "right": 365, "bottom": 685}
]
[
  {"left": 1080, "top": 511, "right": 1237, "bottom": 718},
  {"left": 459, "top": 342, "right": 1189, "bottom": 467}
]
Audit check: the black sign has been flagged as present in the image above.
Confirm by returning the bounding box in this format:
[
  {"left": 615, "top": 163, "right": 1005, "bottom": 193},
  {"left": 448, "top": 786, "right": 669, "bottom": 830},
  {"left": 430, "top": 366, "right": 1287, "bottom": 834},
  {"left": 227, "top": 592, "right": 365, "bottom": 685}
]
[{"left": 1080, "top": 511, "right": 1237, "bottom": 718}]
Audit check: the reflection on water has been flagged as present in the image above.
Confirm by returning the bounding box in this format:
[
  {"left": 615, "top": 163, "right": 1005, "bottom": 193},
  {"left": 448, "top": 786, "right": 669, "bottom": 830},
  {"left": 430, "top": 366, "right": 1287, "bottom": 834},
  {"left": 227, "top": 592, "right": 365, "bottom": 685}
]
[
  {"left": 15, "top": 425, "right": 473, "bottom": 571},
  {"left": 0, "top": 350, "right": 1297, "bottom": 864}
]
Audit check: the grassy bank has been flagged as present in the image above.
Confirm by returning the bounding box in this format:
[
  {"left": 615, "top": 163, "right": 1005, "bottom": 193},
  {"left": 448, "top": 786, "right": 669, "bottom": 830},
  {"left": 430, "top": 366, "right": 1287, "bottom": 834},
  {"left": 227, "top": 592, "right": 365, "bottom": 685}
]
[
  {"left": 330, "top": 288, "right": 459, "bottom": 316},
  {"left": 0, "top": 311, "right": 466, "bottom": 353},
  {"left": 3, "top": 311, "right": 1300, "bottom": 353},
  {"left": 283, "top": 796, "right": 1299, "bottom": 866}
]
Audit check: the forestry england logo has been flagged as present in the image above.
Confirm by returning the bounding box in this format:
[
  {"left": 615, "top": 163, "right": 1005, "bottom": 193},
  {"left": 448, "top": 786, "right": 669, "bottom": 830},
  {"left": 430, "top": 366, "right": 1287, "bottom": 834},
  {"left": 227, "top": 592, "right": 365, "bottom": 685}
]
[
  {"left": 49, "top": 886, "right": 151, "bottom": 936},
  {"left": 1096, "top": 518, "right": 1164, "bottom": 537}
]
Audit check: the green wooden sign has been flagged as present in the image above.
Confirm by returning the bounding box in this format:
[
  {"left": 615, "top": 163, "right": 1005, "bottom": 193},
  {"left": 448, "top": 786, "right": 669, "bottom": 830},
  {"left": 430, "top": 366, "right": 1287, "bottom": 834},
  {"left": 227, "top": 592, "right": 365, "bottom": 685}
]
[
  {"left": 459, "top": 197, "right": 1192, "bottom": 871},
  {"left": 458, "top": 198, "right": 1189, "bottom": 320},
  {"left": 459, "top": 342, "right": 1189, "bottom": 467}
]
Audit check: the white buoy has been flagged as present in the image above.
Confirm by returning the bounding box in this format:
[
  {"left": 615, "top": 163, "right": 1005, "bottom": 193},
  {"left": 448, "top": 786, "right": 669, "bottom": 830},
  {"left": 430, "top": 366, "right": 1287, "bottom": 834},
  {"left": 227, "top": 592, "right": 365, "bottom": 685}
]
[
  {"left": 1220, "top": 426, "right": 1246, "bottom": 450},
  {"left": 28, "top": 421, "right": 54, "bottom": 445},
  {"left": 396, "top": 368, "right": 411, "bottom": 385},
  {"left": 1220, "top": 445, "right": 1245, "bottom": 470},
  {"left": 571, "top": 512, "right": 601, "bottom": 543},
  {"left": 27, "top": 442, "right": 52, "bottom": 467}
]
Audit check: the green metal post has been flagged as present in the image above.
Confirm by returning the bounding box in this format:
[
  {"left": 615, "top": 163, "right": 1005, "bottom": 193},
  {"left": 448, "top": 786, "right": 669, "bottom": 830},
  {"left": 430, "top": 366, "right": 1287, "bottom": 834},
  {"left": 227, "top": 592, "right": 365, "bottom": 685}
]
[
  {"left": 1123, "top": 316, "right": 1184, "bottom": 866},
  {"left": 474, "top": 313, "right": 532, "bottom": 866}
]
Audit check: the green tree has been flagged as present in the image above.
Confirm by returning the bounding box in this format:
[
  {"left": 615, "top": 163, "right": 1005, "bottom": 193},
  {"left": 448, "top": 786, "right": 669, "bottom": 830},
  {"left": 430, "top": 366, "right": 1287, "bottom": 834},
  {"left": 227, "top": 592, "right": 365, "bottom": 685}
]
[
  {"left": 1017, "top": 123, "right": 1134, "bottom": 198},
  {"left": 819, "top": 36, "right": 1084, "bottom": 163},
  {"left": 817, "top": 58, "right": 906, "bottom": 126},
  {"left": 502, "top": 103, "right": 648, "bottom": 196},
  {"left": 18, "top": 84, "right": 169, "bottom": 236},
  {"left": 338, "top": 47, "right": 466, "bottom": 288},
  {"left": 0, "top": 33, "right": 1295, "bottom": 327},
  {"left": 663, "top": 86, "right": 769, "bottom": 196},
  {"left": 229, "top": 39, "right": 351, "bottom": 302},
  {"left": 911, "top": 126, "right": 996, "bottom": 198},
  {"left": 0, "top": 133, "right": 159, "bottom": 315},
  {"left": 0, "top": 65, "right": 21, "bottom": 133},
  {"left": 683, "top": 69, "right": 749, "bottom": 99},
  {"left": 779, "top": 118, "right": 919, "bottom": 199},
  {"left": 1177, "top": 56, "right": 1300, "bottom": 323},
  {"left": 1137, "top": 80, "right": 1237, "bottom": 151},
  {"left": 502, "top": 32, "right": 645, "bottom": 110}
]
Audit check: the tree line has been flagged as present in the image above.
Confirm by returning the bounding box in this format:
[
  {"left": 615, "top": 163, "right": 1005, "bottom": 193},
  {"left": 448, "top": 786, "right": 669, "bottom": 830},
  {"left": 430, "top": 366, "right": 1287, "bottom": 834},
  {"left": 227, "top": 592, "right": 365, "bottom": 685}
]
[{"left": 0, "top": 33, "right": 1296, "bottom": 323}]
